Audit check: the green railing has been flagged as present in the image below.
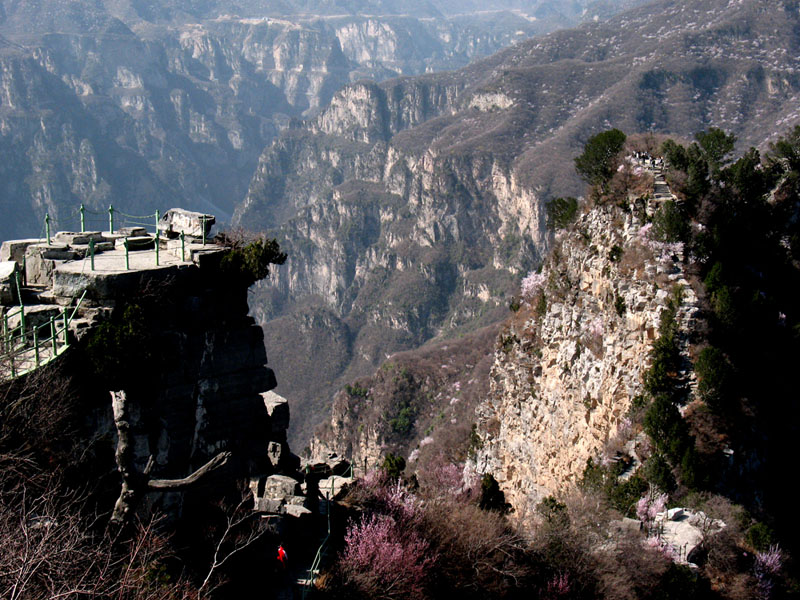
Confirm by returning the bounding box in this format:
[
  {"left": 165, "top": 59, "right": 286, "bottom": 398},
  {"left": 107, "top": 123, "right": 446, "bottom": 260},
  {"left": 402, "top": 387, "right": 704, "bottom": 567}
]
[
  {"left": 36, "top": 209, "right": 207, "bottom": 271},
  {"left": 1, "top": 291, "right": 86, "bottom": 379},
  {"left": 42, "top": 205, "right": 161, "bottom": 237},
  {"left": 302, "top": 463, "right": 355, "bottom": 599}
]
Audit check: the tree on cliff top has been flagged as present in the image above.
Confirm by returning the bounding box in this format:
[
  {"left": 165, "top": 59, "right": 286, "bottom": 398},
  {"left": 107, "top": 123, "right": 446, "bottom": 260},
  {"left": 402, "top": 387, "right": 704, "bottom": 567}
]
[
  {"left": 574, "top": 129, "right": 627, "bottom": 193},
  {"left": 217, "top": 230, "right": 287, "bottom": 287}
]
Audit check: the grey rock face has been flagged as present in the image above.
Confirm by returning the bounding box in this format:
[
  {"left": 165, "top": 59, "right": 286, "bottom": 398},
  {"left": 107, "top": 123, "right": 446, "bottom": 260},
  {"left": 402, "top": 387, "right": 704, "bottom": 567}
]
[{"left": 0, "top": 0, "right": 641, "bottom": 243}]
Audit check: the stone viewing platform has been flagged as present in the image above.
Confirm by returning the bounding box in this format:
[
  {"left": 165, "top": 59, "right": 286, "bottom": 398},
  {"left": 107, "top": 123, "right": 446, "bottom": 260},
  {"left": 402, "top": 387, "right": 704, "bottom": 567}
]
[{"left": 0, "top": 208, "right": 221, "bottom": 377}]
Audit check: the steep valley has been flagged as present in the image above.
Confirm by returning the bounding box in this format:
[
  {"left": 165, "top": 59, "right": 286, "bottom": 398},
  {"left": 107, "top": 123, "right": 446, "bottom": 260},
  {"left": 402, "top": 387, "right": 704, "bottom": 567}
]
[
  {"left": 0, "top": 0, "right": 642, "bottom": 241},
  {"left": 238, "top": 0, "right": 800, "bottom": 446}
]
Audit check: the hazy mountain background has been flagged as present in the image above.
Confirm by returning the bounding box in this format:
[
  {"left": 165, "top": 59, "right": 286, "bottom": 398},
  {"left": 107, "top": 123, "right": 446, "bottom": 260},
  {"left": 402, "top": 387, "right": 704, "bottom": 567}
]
[
  {"left": 3, "top": 0, "right": 798, "bottom": 448},
  {"left": 234, "top": 0, "right": 800, "bottom": 445},
  {"left": 0, "top": 0, "right": 644, "bottom": 241}
]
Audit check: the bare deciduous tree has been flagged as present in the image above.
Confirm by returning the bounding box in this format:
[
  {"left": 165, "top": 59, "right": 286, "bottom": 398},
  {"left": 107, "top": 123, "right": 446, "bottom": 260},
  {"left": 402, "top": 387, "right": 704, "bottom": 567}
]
[
  {"left": 109, "top": 390, "right": 231, "bottom": 528},
  {"left": 0, "top": 455, "right": 198, "bottom": 600}
]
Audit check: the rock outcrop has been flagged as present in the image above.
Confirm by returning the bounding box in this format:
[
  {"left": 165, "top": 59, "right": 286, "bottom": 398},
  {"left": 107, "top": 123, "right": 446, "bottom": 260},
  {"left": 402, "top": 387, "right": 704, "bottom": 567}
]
[
  {"left": 0, "top": 218, "right": 292, "bottom": 517},
  {"left": 235, "top": 0, "right": 800, "bottom": 446},
  {"left": 473, "top": 193, "right": 700, "bottom": 517}
]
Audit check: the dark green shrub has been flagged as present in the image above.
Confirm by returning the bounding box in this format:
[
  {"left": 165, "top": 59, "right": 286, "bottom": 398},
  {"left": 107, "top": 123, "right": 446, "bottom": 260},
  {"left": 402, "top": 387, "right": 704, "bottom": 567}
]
[
  {"left": 652, "top": 200, "right": 689, "bottom": 243},
  {"left": 608, "top": 245, "right": 623, "bottom": 262},
  {"left": 574, "top": 129, "right": 627, "bottom": 191},
  {"left": 661, "top": 139, "right": 689, "bottom": 172},
  {"left": 389, "top": 404, "right": 415, "bottom": 435},
  {"left": 654, "top": 563, "right": 711, "bottom": 600},
  {"left": 546, "top": 197, "right": 579, "bottom": 229},
  {"left": 218, "top": 234, "right": 287, "bottom": 287},
  {"left": 695, "top": 128, "right": 736, "bottom": 176},
  {"left": 580, "top": 458, "right": 647, "bottom": 515},
  {"left": 746, "top": 522, "right": 775, "bottom": 552},
  {"left": 679, "top": 446, "right": 702, "bottom": 490},
  {"left": 608, "top": 476, "right": 648, "bottom": 516},
  {"left": 537, "top": 496, "right": 569, "bottom": 526},
  {"left": 536, "top": 294, "right": 547, "bottom": 317},
  {"left": 345, "top": 383, "right": 369, "bottom": 398},
  {"left": 644, "top": 453, "right": 676, "bottom": 492},
  {"left": 694, "top": 347, "right": 732, "bottom": 411},
  {"left": 643, "top": 394, "right": 689, "bottom": 463},
  {"left": 380, "top": 453, "right": 406, "bottom": 480}
]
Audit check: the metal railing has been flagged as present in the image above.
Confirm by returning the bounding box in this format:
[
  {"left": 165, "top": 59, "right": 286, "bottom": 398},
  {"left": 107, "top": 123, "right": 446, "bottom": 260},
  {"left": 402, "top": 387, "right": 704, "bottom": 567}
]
[
  {"left": 36, "top": 209, "right": 206, "bottom": 271},
  {"left": 1, "top": 290, "right": 87, "bottom": 379},
  {"left": 301, "top": 463, "right": 355, "bottom": 599},
  {"left": 42, "top": 205, "right": 161, "bottom": 237}
]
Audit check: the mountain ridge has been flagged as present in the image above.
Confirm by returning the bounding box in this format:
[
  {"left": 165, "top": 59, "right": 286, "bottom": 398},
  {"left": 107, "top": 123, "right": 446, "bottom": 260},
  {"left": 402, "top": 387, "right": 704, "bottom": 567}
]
[{"left": 237, "top": 0, "right": 800, "bottom": 445}]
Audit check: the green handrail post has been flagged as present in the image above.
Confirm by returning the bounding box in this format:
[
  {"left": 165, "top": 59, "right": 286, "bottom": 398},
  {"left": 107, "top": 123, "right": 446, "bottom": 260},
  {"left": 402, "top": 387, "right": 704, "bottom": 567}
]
[
  {"left": 80, "top": 204, "right": 86, "bottom": 232},
  {"left": 62, "top": 307, "right": 68, "bottom": 348},
  {"left": 201, "top": 216, "right": 206, "bottom": 246},
  {"left": 50, "top": 316, "right": 56, "bottom": 355},
  {"left": 10, "top": 353, "right": 14, "bottom": 378},
  {"left": 45, "top": 213, "right": 51, "bottom": 245},
  {"left": 155, "top": 209, "right": 160, "bottom": 234},
  {"left": 15, "top": 271, "right": 25, "bottom": 344},
  {"left": 180, "top": 231, "right": 185, "bottom": 262},
  {"left": 21, "top": 255, "right": 26, "bottom": 287},
  {"left": 68, "top": 291, "right": 87, "bottom": 324},
  {"left": 33, "top": 328, "right": 39, "bottom": 366},
  {"left": 2, "top": 313, "right": 7, "bottom": 353},
  {"left": 89, "top": 238, "right": 95, "bottom": 271},
  {"left": 155, "top": 232, "right": 160, "bottom": 266},
  {"left": 124, "top": 237, "right": 130, "bottom": 270},
  {"left": 108, "top": 204, "right": 114, "bottom": 234}
]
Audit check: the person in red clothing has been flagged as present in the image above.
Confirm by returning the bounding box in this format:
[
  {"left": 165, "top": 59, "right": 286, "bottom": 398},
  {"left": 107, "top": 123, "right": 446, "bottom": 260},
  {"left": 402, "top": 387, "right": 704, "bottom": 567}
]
[{"left": 277, "top": 544, "right": 287, "bottom": 569}]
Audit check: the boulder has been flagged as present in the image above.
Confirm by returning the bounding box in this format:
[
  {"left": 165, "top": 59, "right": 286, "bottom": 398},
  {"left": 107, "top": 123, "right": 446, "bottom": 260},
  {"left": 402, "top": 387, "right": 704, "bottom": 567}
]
[
  {"left": 118, "top": 236, "right": 155, "bottom": 251},
  {"left": 0, "top": 239, "right": 44, "bottom": 266},
  {"left": 116, "top": 227, "right": 147, "bottom": 237},
  {"left": 263, "top": 474, "right": 300, "bottom": 498},
  {"left": 285, "top": 495, "right": 309, "bottom": 507},
  {"left": 284, "top": 504, "right": 312, "bottom": 519},
  {"left": 0, "top": 261, "right": 19, "bottom": 304},
  {"left": 318, "top": 476, "right": 353, "bottom": 500},
  {"left": 25, "top": 245, "right": 71, "bottom": 285},
  {"left": 53, "top": 231, "right": 104, "bottom": 245},
  {"left": 262, "top": 391, "right": 290, "bottom": 434},
  {"left": 256, "top": 498, "right": 285, "bottom": 514},
  {"left": 158, "top": 209, "right": 215, "bottom": 239}
]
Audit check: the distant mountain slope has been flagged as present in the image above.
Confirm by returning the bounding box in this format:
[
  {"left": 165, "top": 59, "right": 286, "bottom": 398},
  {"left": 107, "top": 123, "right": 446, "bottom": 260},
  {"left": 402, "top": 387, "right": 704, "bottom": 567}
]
[
  {"left": 0, "top": 0, "right": 650, "bottom": 25},
  {"left": 0, "top": 0, "right": 644, "bottom": 242},
  {"left": 235, "top": 0, "right": 800, "bottom": 445}
]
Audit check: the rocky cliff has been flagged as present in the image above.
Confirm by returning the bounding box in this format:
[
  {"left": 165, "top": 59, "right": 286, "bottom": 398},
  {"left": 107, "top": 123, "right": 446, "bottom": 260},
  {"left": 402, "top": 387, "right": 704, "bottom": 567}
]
[
  {"left": 472, "top": 186, "right": 701, "bottom": 516},
  {"left": 310, "top": 323, "right": 500, "bottom": 470},
  {"left": 0, "top": 224, "right": 292, "bottom": 518},
  {"left": 0, "top": 0, "right": 642, "bottom": 242},
  {"left": 237, "top": 0, "right": 800, "bottom": 445}
]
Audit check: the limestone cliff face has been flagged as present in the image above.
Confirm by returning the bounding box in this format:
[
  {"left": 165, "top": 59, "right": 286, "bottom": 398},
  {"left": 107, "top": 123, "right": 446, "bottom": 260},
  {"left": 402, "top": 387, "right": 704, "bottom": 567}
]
[
  {"left": 0, "top": 1, "right": 598, "bottom": 243},
  {"left": 474, "top": 199, "right": 699, "bottom": 517},
  {"left": 238, "top": 85, "right": 549, "bottom": 442},
  {"left": 233, "top": 0, "right": 800, "bottom": 447}
]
